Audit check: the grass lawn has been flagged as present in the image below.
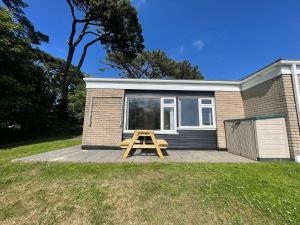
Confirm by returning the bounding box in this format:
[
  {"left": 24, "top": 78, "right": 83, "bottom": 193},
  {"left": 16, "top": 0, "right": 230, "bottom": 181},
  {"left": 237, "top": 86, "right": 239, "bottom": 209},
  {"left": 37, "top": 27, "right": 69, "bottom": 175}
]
[{"left": 0, "top": 137, "right": 299, "bottom": 225}]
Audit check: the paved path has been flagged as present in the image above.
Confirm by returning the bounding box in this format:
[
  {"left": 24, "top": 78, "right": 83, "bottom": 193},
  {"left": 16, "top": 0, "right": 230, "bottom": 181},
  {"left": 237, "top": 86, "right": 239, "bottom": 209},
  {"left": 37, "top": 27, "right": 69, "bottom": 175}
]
[{"left": 13, "top": 145, "right": 254, "bottom": 163}]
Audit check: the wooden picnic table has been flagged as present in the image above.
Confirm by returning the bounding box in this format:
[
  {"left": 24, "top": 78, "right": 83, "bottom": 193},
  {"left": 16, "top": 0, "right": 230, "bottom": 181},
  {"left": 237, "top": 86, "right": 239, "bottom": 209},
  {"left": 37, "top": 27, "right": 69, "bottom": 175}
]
[{"left": 122, "top": 130, "right": 166, "bottom": 159}]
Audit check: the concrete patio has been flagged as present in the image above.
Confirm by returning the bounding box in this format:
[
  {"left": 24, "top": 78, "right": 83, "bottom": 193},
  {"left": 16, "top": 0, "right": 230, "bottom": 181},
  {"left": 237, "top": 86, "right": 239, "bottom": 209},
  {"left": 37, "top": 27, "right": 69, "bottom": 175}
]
[{"left": 13, "top": 145, "right": 254, "bottom": 163}]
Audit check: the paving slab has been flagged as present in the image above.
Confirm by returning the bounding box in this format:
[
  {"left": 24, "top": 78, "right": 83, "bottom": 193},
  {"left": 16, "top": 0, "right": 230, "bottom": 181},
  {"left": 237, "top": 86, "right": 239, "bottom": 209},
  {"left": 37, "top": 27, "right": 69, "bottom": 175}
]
[{"left": 13, "top": 145, "right": 255, "bottom": 163}]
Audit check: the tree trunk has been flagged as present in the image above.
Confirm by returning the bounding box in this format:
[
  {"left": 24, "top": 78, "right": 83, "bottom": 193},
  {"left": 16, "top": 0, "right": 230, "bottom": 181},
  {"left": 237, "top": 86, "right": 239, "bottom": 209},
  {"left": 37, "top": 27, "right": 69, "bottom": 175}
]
[
  {"left": 59, "top": 9, "right": 77, "bottom": 119},
  {"left": 59, "top": 45, "right": 75, "bottom": 119}
]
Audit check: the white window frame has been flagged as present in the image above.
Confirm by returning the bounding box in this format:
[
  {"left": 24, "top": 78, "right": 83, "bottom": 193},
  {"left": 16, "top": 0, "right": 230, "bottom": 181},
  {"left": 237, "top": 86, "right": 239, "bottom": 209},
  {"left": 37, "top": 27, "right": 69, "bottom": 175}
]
[
  {"left": 178, "top": 97, "right": 216, "bottom": 130},
  {"left": 161, "top": 97, "right": 177, "bottom": 132},
  {"left": 199, "top": 98, "right": 216, "bottom": 129},
  {"left": 123, "top": 96, "right": 178, "bottom": 134}
]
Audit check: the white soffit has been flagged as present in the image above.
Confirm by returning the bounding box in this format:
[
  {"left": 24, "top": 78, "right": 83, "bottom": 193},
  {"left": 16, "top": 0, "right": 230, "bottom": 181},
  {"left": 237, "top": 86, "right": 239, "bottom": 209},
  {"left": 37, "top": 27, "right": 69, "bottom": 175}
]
[{"left": 240, "top": 65, "right": 283, "bottom": 91}]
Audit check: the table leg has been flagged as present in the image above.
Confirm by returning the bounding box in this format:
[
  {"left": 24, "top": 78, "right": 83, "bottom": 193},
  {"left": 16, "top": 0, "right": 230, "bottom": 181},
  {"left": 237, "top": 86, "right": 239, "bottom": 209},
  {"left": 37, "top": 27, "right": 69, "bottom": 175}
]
[
  {"left": 123, "top": 132, "right": 138, "bottom": 158},
  {"left": 149, "top": 132, "right": 164, "bottom": 159}
]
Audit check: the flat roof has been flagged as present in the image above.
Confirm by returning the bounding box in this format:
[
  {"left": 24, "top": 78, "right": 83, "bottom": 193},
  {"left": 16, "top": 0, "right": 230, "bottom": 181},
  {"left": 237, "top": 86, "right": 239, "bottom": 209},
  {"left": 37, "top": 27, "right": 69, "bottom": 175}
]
[
  {"left": 84, "top": 59, "right": 300, "bottom": 92},
  {"left": 84, "top": 77, "right": 240, "bottom": 85}
]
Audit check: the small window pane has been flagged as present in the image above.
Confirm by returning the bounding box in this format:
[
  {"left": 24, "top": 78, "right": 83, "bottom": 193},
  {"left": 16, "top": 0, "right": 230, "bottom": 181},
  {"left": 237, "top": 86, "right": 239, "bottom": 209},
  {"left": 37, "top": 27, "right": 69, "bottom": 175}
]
[
  {"left": 201, "top": 99, "right": 212, "bottom": 104},
  {"left": 163, "top": 99, "right": 174, "bottom": 104},
  {"left": 163, "top": 107, "right": 175, "bottom": 130},
  {"left": 202, "top": 107, "right": 213, "bottom": 126},
  {"left": 180, "top": 98, "right": 199, "bottom": 126},
  {"left": 128, "top": 98, "right": 161, "bottom": 130}
]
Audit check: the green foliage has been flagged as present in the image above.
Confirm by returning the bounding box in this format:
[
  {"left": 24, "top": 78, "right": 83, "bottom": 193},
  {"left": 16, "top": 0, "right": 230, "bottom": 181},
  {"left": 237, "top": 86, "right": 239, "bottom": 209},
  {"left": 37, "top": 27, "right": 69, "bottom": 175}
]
[
  {"left": 68, "top": 81, "right": 86, "bottom": 122},
  {"left": 0, "top": 8, "right": 26, "bottom": 55},
  {"left": 105, "top": 50, "right": 204, "bottom": 79},
  {"left": 0, "top": 7, "right": 85, "bottom": 136},
  {"left": 35, "top": 51, "right": 85, "bottom": 104},
  {"left": 0, "top": 8, "right": 53, "bottom": 131},
  {"left": 70, "top": 0, "right": 144, "bottom": 58},
  {"left": 2, "top": 0, "right": 49, "bottom": 44}
]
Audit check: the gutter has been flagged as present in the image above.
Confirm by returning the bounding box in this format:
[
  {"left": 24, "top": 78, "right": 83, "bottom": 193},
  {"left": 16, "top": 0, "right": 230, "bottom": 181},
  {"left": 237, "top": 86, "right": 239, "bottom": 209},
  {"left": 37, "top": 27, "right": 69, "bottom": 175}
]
[{"left": 291, "top": 63, "right": 300, "bottom": 128}]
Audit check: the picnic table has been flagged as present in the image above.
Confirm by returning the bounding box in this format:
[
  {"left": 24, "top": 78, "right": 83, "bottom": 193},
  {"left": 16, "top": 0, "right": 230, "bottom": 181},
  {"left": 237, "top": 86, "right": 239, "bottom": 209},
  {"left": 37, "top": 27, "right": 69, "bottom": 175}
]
[{"left": 121, "top": 130, "right": 168, "bottom": 159}]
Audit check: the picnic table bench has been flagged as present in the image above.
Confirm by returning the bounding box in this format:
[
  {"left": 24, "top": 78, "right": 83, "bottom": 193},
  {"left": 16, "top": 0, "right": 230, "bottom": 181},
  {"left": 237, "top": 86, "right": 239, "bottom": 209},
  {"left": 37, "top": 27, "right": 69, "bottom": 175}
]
[{"left": 121, "top": 130, "right": 168, "bottom": 159}]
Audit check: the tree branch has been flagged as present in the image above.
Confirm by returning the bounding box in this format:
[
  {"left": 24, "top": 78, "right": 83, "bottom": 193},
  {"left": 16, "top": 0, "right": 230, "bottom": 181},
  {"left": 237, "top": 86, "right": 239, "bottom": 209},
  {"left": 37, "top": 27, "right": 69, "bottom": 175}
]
[
  {"left": 76, "top": 37, "right": 101, "bottom": 73},
  {"left": 73, "top": 21, "right": 90, "bottom": 47},
  {"left": 101, "top": 60, "right": 126, "bottom": 71},
  {"left": 68, "top": 19, "right": 77, "bottom": 47},
  {"left": 102, "top": 60, "right": 137, "bottom": 78},
  {"left": 75, "top": 18, "right": 90, "bottom": 23},
  {"left": 82, "top": 31, "right": 102, "bottom": 37},
  {"left": 88, "top": 22, "right": 101, "bottom": 26},
  {"left": 66, "top": 0, "right": 76, "bottom": 20}
]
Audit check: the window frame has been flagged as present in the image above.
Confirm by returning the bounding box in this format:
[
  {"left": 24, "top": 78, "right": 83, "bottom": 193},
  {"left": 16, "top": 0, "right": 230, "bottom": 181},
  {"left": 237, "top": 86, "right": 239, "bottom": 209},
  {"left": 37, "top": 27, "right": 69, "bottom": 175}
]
[
  {"left": 199, "top": 98, "right": 216, "bottom": 128},
  {"left": 161, "top": 97, "right": 177, "bottom": 132},
  {"left": 123, "top": 96, "right": 216, "bottom": 133},
  {"left": 123, "top": 96, "right": 178, "bottom": 134},
  {"left": 178, "top": 97, "right": 216, "bottom": 130}
]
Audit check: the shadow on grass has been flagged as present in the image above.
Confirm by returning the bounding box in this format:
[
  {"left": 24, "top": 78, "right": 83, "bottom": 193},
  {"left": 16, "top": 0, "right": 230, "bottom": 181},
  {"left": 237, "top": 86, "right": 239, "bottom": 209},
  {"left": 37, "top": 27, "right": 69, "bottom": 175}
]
[{"left": 0, "top": 134, "right": 81, "bottom": 150}]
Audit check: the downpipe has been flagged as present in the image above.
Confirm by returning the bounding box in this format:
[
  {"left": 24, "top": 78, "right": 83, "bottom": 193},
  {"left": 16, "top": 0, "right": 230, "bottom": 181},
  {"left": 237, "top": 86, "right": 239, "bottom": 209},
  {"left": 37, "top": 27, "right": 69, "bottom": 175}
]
[{"left": 290, "top": 64, "right": 300, "bottom": 162}]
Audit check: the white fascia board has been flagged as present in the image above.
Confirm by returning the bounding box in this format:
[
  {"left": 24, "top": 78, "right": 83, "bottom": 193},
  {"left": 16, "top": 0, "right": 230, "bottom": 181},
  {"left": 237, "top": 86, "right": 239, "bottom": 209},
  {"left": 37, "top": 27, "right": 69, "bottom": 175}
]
[
  {"left": 279, "top": 60, "right": 300, "bottom": 65},
  {"left": 84, "top": 78, "right": 241, "bottom": 92}
]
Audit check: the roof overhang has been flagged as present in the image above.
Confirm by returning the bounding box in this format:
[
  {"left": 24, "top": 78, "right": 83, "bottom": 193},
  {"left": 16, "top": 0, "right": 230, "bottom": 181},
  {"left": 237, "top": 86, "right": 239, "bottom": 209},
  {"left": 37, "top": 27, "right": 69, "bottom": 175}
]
[
  {"left": 84, "top": 59, "right": 300, "bottom": 92},
  {"left": 84, "top": 78, "right": 241, "bottom": 92},
  {"left": 240, "top": 60, "right": 300, "bottom": 90}
]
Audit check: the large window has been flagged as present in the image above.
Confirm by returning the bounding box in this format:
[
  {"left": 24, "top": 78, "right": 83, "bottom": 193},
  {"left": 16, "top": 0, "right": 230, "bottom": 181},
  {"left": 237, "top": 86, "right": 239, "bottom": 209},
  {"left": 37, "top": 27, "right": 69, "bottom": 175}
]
[
  {"left": 125, "top": 97, "right": 176, "bottom": 132},
  {"left": 127, "top": 98, "right": 161, "bottom": 130},
  {"left": 179, "top": 97, "right": 215, "bottom": 129},
  {"left": 124, "top": 96, "right": 215, "bottom": 132}
]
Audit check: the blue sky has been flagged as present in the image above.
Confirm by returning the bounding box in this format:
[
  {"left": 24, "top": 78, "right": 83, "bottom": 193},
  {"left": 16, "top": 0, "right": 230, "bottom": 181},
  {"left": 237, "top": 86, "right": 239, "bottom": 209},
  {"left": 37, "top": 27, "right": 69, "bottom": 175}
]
[{"left": 9, "top": 0, "right": 300, "bottom": 80}]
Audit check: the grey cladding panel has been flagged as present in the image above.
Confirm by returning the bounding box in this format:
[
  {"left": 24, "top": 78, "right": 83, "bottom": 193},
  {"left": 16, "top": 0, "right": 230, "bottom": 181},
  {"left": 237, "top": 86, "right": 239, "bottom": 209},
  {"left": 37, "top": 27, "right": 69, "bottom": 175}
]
[{"left": 123, "top": 130, "right": 217, "bottom": 149}]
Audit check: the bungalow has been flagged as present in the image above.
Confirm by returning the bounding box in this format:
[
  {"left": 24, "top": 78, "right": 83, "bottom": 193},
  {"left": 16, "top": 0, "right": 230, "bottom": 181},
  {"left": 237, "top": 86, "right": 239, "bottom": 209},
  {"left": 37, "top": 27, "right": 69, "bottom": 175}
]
[{"left": 82, "top": 59, "right": 300, "bottom": 159}]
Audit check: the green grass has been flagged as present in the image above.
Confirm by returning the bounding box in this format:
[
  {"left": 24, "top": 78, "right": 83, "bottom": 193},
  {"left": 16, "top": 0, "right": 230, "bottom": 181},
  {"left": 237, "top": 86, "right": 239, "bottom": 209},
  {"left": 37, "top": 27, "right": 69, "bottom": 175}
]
[{"left": 0, "top": 137, "right": 299, "bottom": 225}]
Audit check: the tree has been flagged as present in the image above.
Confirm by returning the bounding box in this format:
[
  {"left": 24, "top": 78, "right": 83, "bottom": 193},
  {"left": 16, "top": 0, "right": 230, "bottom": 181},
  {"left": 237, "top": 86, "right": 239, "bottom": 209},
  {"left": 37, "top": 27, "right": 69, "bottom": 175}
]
[
  {"left": 60, "top": 0, "right": 144, "bottom": 116},
  {"left": 0, "top": 7, "right": 86, "bottom": 135},
  {"left": 68, "top": 81, "right": 86, "bottom": 123},
  {"left": 0, "top": 8, "right": 53, "bottom": 131},
  {"left": 35, "top": 51, "right": 84, "bottom": 116},
  {"left": 103, "top": 50, "right": 204, "bottom": 79},
  {"left": 2, "top": 0, "right": 49, "bottom": 44}
]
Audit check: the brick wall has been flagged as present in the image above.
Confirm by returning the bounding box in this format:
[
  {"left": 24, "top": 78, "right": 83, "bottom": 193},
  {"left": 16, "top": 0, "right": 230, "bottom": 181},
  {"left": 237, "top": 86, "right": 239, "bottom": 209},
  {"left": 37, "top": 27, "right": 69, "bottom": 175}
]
[
  {"left": 82, "top": 88, "right": 125, "bottom": 148},
  {"left": 215, "top": 92, "right": 245, "bottom": 149},
  {"left": 282, "top": 75, "right": 300, "bottom": 157},
  {"left": 242, "top": 75, "right": 300, "bottom": 157},
  {"left": 242, "top": 76, "right": 287, "bottom": 116}
]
